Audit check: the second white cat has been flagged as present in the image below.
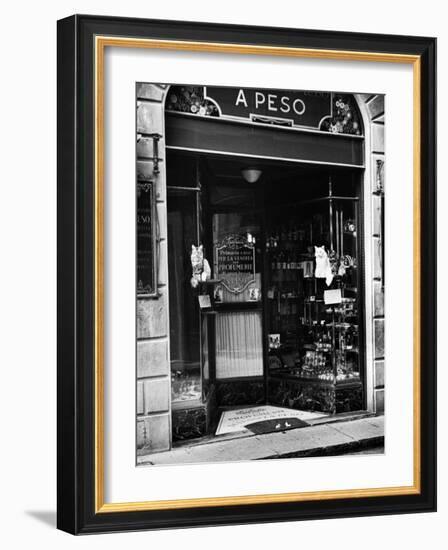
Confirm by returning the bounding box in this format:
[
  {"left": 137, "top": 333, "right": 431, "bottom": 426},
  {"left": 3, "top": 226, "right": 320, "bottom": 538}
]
[{"left": 314, "top": 245, "right": 333, "bottom": 286}]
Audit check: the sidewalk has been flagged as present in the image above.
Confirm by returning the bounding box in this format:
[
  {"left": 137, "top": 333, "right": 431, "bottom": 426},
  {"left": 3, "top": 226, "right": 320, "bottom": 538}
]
[{"left": 138, "top": 415, "right": 384, "bottom": 465}]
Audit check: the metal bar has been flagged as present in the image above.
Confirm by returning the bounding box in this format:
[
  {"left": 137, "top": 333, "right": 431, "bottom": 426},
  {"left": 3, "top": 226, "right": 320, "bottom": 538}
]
[
  {"left": 166, "top": 186, "right": 201, "bottom": 192},
  {"left": 336, "top": 206, "right": 340, "bottom": 255}
]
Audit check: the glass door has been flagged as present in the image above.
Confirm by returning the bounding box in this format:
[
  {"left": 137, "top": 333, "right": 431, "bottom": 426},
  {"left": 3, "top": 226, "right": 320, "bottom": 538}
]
[{"left": 211, "top": 211, "right": 264, "bottom": 382}]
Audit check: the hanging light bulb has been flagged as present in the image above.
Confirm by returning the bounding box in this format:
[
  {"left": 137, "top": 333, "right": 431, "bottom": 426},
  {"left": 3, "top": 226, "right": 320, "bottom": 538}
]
[{"left": 241, "top": 167, "right": 262, "bottom": 183}]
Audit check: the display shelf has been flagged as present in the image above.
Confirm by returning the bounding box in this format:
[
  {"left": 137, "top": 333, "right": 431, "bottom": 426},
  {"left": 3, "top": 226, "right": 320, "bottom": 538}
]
[{"left": 266, "top": 179, "right": 363, "bottom": 414}]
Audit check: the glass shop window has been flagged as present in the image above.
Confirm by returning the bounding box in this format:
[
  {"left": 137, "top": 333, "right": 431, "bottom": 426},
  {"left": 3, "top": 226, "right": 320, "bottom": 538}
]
[
  {"left": 168, "top": 189, "right": 202, "bottom": 403},
  {"left": 266, "top": 183, "right": 362, "bottom": 387}
]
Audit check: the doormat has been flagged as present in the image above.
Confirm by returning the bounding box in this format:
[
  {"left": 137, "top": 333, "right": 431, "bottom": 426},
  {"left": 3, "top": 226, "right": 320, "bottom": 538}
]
[
  {"left": 215, "top": 405, "right": 327, "bottom": 436},
  {"left": 245, "top": 417, "right": 309, "bottom": 435}
]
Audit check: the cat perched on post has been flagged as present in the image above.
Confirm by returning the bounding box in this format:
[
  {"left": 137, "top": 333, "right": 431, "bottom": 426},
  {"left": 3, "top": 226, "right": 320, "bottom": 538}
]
[
  {"left": 190, "top": 244, "right": 211, "bottom": 288},
  {"left": 314, "top": 245, "right": 334, "bottom": 286}
]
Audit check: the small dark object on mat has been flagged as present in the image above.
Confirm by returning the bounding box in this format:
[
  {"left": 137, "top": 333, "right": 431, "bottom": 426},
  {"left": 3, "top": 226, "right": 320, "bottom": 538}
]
[{"left": 245, "top": 417, "right": 309, "bottom": 435}]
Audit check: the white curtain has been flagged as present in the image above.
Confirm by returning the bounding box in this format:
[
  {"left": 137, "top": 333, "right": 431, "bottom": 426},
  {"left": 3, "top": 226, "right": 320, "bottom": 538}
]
[{"left": 215, "top": 311, "right": 263, "bottom": 378}]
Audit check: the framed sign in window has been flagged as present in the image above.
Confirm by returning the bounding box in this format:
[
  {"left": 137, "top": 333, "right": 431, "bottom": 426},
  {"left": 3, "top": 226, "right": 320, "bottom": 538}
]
[
  {"left": 137, "top": 180, "right": 157, "bottom": 297},
  {"left": 57, "top": 14, "right": 436, "bottom": 534}
]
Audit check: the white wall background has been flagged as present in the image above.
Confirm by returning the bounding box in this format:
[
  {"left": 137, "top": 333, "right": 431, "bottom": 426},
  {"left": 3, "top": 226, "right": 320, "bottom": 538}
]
[{"left": 0, "top": 0, "right": 444, "bottom": 547}]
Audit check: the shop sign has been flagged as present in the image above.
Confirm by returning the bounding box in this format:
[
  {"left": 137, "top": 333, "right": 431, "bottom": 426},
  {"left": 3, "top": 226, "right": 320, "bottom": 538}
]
[
  {"left": 137, "top": 181, "right": 157, "bottom": 296},
  {"left": 204, "top": 86, "right": 332, "bottom": 129},
  {"left": 215, "top": 234, "right": 255, "bottom": 293},
  {"left": 324, "top": 289, "right": 342, "bottom": 305}
]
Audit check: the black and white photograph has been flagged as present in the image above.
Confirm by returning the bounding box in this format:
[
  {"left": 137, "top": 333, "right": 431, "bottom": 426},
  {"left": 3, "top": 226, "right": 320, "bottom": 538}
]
[
  {"left": 136, "top": 83, "right": 385, "bottom": 465},
  {"left": 0, "top": 0, "right": 440, "bottom": 543}
]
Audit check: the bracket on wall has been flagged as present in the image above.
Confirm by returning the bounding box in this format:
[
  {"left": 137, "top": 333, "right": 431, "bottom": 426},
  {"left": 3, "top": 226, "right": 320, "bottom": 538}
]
[
  {"left": 146, "top": 132, "right": 162, "bottom": 175},
  {"left": 375, "top": 159, "right": 385, "bottom": 195},
  {"left": 374, "top": 159, "right": 385, "bottom": 289}
]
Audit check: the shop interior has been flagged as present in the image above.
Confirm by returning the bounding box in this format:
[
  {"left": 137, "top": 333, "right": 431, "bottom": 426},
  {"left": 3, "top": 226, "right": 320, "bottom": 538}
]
[{"left": 167, "top": 150, "right": 365, "bottom": 441}]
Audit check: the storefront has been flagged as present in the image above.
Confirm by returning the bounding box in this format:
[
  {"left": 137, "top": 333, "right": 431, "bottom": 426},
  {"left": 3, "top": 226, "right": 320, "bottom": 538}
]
[{"left": 136, "top": 84, "right": 385, "bottom": 453}]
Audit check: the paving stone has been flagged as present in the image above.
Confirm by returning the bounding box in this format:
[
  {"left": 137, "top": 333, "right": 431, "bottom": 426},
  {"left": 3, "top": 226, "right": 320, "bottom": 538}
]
[
  {"left": 137, "top": 160, "right": 166, "bottom": 200},
  {"left": 136, "top": 101, "right": 164, "bottom": 134},
  {"left": 375, "top": 360, "right": 385, "bottom": 388},
  {"left": 374, "top": 318, "right": 385, "bottom": 359},
  {"left": 137, "top": 413, "right": 171, "bottom": 452},
  {"left": 374, "top": 280, "right": 384, "bottom": 317},
  {"left": 329, "top": 416, "right": 384, "bottom": 441},
  {"left": 189, "top": 436, "right": 271, "bottom": 462},
  {"left": 356, "top": 93, "right": 373, "bottom": 104},
  {"left": 260, "top": 424, "right": 351, "bottom": 458},
  {"left": 372, "top": 194, "right": 382, "bottom": 236},
  {"left": 137, "top": 136, "right": 156, "bottom": 158},
  {"left": 137, "top": 338, "right": 169, "bottom": 377},
  {"left": 156, "top": 200, "right": 167, "bottom": 241},
  {"left": 136, "top": 159, "right": 157, "bottom": 181},
  {"left": 372, "top": 123, "right": 384, "bottom": 153},
  {"left": 158, "top": 239, "right": 168, "bottom": 285},
  {"left": 137, "top": 291, "right": 168, "bottom": 338},
  {"left": 367, "top": 95, "right": 385, "bottom": 120},
  {"left": 375, "top": 389, "right": 385, "bottom": 414},
  {"left": 373, "top": 236, "right": 383, "bottom": 280},
  {"left": 143, "top": 378, "right": 170, "bottom": 414},
  {"left": 137, "top": 380, "right": 144, "bottom": 415},
  {"left": 136, "top": 83, "right": 165, "bottom": 102}
]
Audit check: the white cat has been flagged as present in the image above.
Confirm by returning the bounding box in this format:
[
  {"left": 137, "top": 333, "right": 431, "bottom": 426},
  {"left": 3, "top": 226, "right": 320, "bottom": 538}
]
[
  {"left": 314, "top": 245, "right": 333, "bottom": 286},
  {"left": 190, "top": 244, "right": 211, "bottom": 288}
]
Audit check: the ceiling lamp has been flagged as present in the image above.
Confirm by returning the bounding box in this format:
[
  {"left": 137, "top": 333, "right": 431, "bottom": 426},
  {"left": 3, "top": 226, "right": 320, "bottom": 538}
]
[{"left": 241, "top": 167, "right": 262, "bottom": 183}]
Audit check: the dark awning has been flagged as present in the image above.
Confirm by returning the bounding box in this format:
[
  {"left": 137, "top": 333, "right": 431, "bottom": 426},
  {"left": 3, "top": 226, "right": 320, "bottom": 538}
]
[{"left": 164, "top": 112, "right": 364, "bottom": 168}]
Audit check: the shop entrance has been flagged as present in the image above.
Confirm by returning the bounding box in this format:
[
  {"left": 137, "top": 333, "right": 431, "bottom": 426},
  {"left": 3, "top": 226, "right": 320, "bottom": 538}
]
[{"left": 167, "top": 150, "right": 365, "bottom": 442}]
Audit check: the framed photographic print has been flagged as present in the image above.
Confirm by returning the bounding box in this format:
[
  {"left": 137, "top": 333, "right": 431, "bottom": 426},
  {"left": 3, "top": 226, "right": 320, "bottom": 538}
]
[{"left": 57, "top": 14, "right": 436, "bottom": 534}]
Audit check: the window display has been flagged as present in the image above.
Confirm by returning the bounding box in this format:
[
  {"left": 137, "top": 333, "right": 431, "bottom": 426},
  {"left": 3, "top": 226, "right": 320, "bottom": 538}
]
[
  {"left": 168, "top": 188, "right": 202, "bottom": 403},
  {"left": 266, "top": 178, "right": 363, "bottom": 413}
]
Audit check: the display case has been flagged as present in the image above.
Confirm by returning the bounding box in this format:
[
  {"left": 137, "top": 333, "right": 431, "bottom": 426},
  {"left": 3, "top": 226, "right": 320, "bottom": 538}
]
[{"left": 266, "top": 179, "right": 364, "bottom": 414}]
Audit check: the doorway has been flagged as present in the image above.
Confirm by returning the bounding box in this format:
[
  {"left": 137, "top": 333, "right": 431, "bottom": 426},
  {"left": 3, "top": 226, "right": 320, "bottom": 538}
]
[{"left": 167, "top": 150, "right": 365, "bottom": 440}]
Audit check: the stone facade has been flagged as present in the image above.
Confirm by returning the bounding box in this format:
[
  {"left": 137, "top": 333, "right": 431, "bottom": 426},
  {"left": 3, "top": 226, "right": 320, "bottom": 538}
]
[
  {"left": 136, "top": 84, "right": 171, "bottom": 452},
  {"left": 356, "top": 93, "right": 385, "bottom": 414}
]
